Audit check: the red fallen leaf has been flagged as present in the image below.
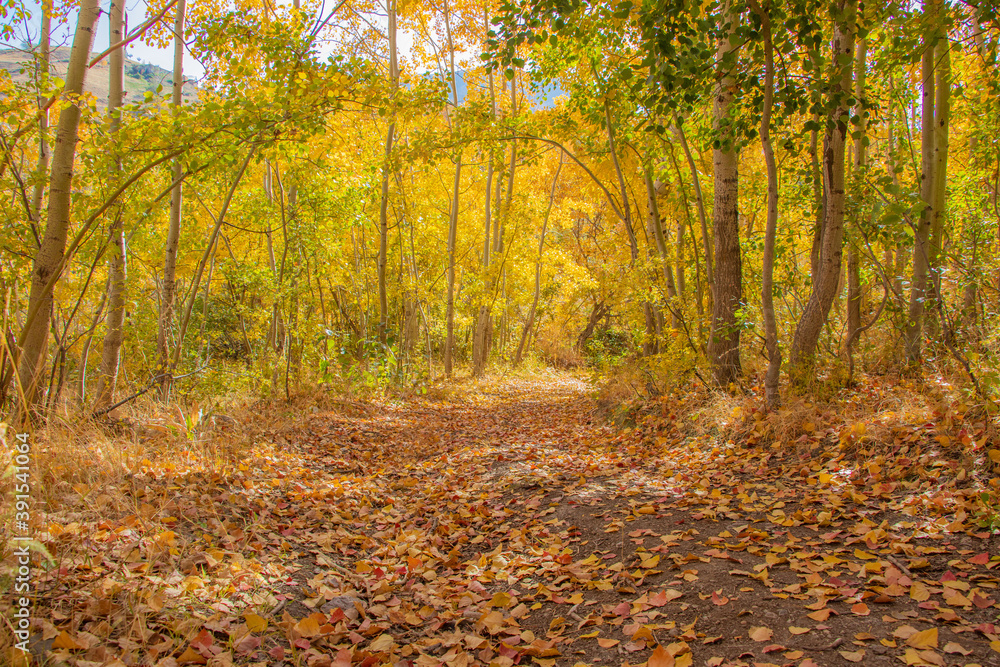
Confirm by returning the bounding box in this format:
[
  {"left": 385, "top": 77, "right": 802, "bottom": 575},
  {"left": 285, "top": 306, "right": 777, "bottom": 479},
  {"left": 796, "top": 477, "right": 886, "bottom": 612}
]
[
  {"left": 711, "top": 591, "right": 729, "bottom": 606},
  {"left": 613, "top": 601, "right": 631, "bottom": 616},
  {"left": 234, "top": 634, "right": 261, "bottom": 655},
  {"left": 968, "top": 553, "right": 990, "bottom": 565},
  {"left": 269, "top": 646, "right": 286, "bottom": 660},
  {"left": 190, "top": 629, "right": 214, "bottom": 651},
  {"left": 332, "top": 649, "right": 353, "bottom": 667},
  {"left": 940, "top": 571, "right": 957, "bottom": 582},
  {"left": 329, "top": 608, "right": 346, "bottom": 623},
  {"left": 972, "top": 594, "right": 996, "bottom": 609},
  {"left": 973, "top": 622, "right": 996, "bottom": 635},
  {"left": 762, "top": 644, "right": 786, "bottom": 653},
  {"left": 851, "top": 603, "right": 870, "bottom": 616}
]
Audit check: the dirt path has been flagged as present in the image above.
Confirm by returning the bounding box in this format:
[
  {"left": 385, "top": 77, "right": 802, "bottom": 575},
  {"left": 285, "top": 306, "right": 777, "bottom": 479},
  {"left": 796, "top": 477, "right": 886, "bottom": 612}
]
[{"left": 24, "top": 374, "right": 1000, "bottom": 667}]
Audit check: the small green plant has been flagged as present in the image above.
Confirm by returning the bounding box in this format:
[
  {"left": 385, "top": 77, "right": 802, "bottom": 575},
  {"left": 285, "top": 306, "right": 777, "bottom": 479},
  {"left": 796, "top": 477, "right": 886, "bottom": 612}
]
[{"left": 973, "top": 491, "right": 1000, "bottom": 532}]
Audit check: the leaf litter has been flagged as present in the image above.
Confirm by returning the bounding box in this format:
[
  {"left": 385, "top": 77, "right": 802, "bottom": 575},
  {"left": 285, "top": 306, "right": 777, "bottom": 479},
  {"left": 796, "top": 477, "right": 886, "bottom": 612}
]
[{"left": 7, "top": 374, "right": 1000, "bottom": 667}]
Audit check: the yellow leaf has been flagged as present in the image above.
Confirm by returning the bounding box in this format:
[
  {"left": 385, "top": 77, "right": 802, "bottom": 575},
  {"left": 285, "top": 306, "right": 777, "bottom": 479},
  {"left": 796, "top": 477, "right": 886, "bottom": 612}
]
[
  {"left": 788, "top": 627, "right": 810, "bottom": 635},
  {"left": 369, "top": 633, "right": 395, "bottom": 652},
  {"left": 853, "top": 549, "right": 876, "bottom": 560},
  {"left": 295, "top": 616, "right": 322, "bottom": 638},
  {"left": 244, "top": 613, "right": 268, "bottom": 634},
  {"left": 641, "top": 555, "right": 661, "bottom": 569},
  {"left": 909, "top": 582, "right": 930, "bottom": 602},
  {"left": 748, "top": 626, "right": 773, "bottom": 642},
  {"left": 839, "top": 649, "right": 865, "bottom": 662},
  {"left": 597, "top": 638, "right": 619, "bottom": 648},
  {"left": 674, "top": 654, "right": 692, "bottom": 667},
  {"left": 818, "top": 473, "right": 833, "bottom": 484},
  {"left": 580, "top": 630, "right": 600, "bottom": 639},
  {"left": 987, "top": 449, "right": 1000, "bottom": 463},
  {"left": 905, "top": 627, "right": 938, "bottom": 650},
  {"left": 489, "top": 591, "right": 512, "bottom": 607}
]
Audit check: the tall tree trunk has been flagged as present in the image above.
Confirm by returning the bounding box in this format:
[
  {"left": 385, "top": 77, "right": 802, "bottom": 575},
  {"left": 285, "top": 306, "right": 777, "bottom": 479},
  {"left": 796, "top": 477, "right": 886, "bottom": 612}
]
[
  {"left": 496, "top": 76, "right": 517, "bottom": 257},
  {"left": 443, "top": 0, "right": 460, "bottom": 377},
  {"left": 93, "top": 0, "right": 127, "bottom": 410},
  {"left": 905, "top": 0, "right": 936, "bottom": 364},
  {"left": 645, "top": 169, "right": 675, "bottom": 337},
  {"left": 472, "top": 67, "right": 498, "bottom": 377},
  {"left": 29, "top": 2, "right": 51, "bottom": 229},
  {"left": 844, "top": 37, "right": 867, "bottom": 367},
  {"left": 157, "top": 0, "right": 186, "bottom": 399},
  {"left": 788, "top": 0, "right": 858, "bottom": 379},
  {"left": 708, "top": 0, "right": 742, "bottom": 386},
  {"left": 15, "top": 0, "right": 100, "bottom": 418},
  {"left": 514, "top": 153, "right": 562, "bottom": 367},
  {"left": 752, "top": 0, "right": 781, "bottom": 409},
  {"left": 377, "top": 0, "right": 398, "bottom": 345},
  {"left": 808, "top": 120, "right": 824, "bottom": 287},
  {"left": 604, "top": 101, "right": 638, "bottom": 264},
  {"left": 926, "top": 22, "right": 950, "bottom": 338},
  {"left": 673, "top": 119, "right": 713, "bottom": 299}
]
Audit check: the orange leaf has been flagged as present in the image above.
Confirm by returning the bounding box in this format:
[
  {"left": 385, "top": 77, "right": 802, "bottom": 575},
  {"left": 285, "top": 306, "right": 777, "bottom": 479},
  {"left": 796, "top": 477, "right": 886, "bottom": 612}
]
[
  {"left": 648, "top": 644, "right": 674, "bottom": 667},
  {"left": 51, "top": 631, "right": 86, "bottom": 650},
  {"left": 177, "top": 647, "right": 207, "bottom": 664}
]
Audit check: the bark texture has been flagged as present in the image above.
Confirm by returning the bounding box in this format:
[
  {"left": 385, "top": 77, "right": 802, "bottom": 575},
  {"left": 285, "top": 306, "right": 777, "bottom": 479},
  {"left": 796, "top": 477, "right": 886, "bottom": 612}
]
[
  {"left": 94, "top": 0, "right": 128, "bottom": 409},
  {"left": 788, "top": 0, "right": 858, "bottom": 379},
  {"left": 708, "top": 1, "right": 743, "bottom": 386},
  {"left": 16, "top": 0, "right": 100, "bottom": 416}
]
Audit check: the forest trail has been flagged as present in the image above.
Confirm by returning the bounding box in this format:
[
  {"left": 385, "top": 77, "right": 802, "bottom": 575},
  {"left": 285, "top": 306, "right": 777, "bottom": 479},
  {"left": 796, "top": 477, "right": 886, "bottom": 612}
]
[{"left": 23, "top": 374, "right": 1000, "bottom": 667}]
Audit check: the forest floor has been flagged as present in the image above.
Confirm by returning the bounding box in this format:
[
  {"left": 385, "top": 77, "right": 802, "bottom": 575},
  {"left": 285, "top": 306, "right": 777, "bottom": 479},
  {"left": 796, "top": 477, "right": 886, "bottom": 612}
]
[{"left": 5, "top": 372, "right": 1000, "bottom": 667}]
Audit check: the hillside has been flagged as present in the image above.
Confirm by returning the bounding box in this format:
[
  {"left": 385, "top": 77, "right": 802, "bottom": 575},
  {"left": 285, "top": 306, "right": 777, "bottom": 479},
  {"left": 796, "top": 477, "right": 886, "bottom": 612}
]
[{"left": 0, "top": 46, "right": 198, "bottom": 107}]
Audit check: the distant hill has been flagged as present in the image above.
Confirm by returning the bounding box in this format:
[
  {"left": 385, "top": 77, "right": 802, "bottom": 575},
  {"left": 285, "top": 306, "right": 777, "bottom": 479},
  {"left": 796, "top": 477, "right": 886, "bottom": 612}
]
[{"left": 0, "top": 47, "right": 198, "bottom": 108}]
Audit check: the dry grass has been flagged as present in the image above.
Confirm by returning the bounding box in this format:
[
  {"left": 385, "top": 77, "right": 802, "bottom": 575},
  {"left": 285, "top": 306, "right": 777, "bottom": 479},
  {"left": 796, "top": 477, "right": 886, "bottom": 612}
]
[{"left": 598, "top": 357, "right": 999, "bottom": 460}]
